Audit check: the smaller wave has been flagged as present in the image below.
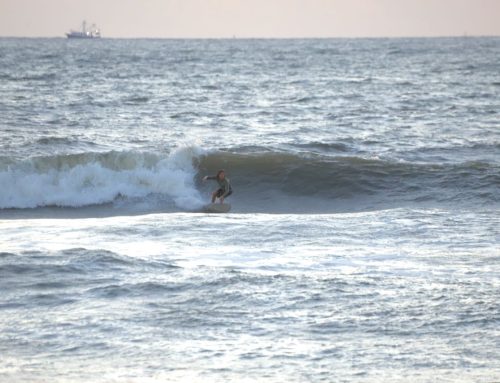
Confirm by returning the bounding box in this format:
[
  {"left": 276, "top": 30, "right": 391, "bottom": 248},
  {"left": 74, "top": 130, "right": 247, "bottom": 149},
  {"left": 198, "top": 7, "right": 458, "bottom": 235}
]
[
  {"left": 201, "top": 84, "right": 220, "bottom": 90},
  {"left": 88, "top": 281, "right": 185, "bottom": 299},
  {"left": 3, "top": 73, "right": 57, "bottom": 82},
  {"left": 387, "top": 48, "right": 403, "bottom": 55},
  {"left": 344, "top": 77, "right": 372, "bottom": 84},
  {"left": 295, "top": 96, "right": 315, "bottom": 103},
  {"left": 34, "top": 136, "right": 80, "bottom": 146},
  {"left": 0, "top": 248, "right": 182, "bottom": 308},
  {"left": 169, "top": 111, "right": 201, "bottom": 119},
  {"left": 39, "top": 53, "right": 59, "bottom": 60},
  {"left": 62, "top": 248, "right": 136, "bottom": 269},
  {"left": 314, "top": 48, "right": 341, "bottom": 56},
  {"left": 123, "top": 95, "right": 151, "bottom": 104},
  {"left": 1, "top": 249, "right": 179, "bottom": 280},
  {"left": 292, "top": 141, "right": 351, "bottom": 153}
]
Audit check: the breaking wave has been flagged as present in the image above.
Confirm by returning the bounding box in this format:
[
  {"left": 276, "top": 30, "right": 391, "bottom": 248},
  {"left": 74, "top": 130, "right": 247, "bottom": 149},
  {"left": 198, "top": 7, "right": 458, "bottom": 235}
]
[
  {"left": 0, "top": 145, "right": 498, "bottom": 214},
  {"left": 0, "top": 146, "right": 206, "bottom": 211}
]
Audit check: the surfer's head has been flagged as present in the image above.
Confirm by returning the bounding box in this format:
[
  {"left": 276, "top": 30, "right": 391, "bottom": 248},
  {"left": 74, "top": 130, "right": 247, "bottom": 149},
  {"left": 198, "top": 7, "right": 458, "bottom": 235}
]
[{"left": 217, "top": 169, "right": 225, "bottom": 180}]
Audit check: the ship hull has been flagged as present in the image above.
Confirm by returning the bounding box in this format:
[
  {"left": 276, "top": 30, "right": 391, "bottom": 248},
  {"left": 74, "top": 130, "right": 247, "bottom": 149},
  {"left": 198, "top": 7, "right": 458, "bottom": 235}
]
[{"left": 66, "top": 33, "right": 100, "bottom": 39}]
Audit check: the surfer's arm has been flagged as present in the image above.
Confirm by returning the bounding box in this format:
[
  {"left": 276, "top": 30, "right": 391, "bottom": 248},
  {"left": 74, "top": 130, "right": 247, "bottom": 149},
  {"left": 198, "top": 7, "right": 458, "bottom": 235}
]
[{"left": 203, "top": 175, "right": 217, "bottom": 181}]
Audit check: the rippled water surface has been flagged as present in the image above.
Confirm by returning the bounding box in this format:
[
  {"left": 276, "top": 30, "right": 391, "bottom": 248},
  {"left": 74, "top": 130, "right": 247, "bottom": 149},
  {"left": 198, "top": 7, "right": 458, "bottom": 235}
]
[{"left": 0, "top": 37, "right": 499, "bottom": 382}]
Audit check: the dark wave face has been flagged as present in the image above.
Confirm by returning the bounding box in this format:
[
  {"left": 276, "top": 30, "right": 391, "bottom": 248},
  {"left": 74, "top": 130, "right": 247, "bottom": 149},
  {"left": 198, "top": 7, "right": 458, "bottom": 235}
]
[{"left": 199, "top": 150, "right": 500, "bottom": 212}]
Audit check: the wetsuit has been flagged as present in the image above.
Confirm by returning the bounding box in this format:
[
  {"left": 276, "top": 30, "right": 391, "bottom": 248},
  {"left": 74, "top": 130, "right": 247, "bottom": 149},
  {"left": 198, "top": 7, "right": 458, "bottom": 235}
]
[{"left": 207, "top": 176, "right": 232, "bottom": 198}]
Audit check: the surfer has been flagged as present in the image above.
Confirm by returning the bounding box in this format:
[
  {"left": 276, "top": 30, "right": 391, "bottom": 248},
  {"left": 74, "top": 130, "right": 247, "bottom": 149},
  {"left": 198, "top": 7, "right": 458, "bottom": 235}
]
[{"left": 203, "top": 169, "right": 232, "bottom": 204}]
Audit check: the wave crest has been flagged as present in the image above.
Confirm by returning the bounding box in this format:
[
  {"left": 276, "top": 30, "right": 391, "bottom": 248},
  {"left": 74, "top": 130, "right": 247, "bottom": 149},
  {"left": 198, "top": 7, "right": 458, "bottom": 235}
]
[{"left": 0, "top": 146, "right": 206, "bottom": 210}]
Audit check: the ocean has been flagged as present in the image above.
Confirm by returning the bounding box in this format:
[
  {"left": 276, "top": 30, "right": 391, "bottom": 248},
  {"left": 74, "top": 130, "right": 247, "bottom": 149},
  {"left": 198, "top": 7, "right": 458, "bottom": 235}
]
[{"left": 0, "top": 37, "right": 499, "bottom": 382}]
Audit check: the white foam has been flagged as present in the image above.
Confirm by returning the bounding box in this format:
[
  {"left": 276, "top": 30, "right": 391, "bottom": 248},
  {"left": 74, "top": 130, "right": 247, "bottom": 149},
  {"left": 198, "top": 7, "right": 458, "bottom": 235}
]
[{"left": 0, "top": 145, "right": 207, "bottom": 210}]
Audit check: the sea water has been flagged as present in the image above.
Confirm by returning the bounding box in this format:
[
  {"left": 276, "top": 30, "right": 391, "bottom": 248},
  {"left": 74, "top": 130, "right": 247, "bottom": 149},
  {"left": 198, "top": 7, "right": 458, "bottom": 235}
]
[{"left": 0, "top": 37, "right": 499, "bottom": 382}]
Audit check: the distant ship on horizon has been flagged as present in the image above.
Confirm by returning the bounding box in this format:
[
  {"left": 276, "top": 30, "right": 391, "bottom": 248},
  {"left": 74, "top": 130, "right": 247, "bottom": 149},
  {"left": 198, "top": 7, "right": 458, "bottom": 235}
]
[{"left": 66, "top": 21, "right": 101, "bottom": 39}]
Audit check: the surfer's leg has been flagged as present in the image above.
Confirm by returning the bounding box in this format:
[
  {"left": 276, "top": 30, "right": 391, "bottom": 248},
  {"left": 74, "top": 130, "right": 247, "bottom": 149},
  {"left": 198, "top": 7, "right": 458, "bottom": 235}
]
[
  {"left": 212, "top": 189, "right": 223, "bottom": 203},
  {"left": 220, "top": 190, "right": 231, "bottom": 203},
  {"left": 213, "top": 189, "right": 225, "bottom": 203}
]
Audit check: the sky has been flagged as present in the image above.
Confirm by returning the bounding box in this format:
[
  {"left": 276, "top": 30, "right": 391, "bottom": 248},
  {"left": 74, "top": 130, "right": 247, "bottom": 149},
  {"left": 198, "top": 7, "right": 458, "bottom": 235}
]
[{"left": 0, "top": 0, "right": 499, "bottom": 38}]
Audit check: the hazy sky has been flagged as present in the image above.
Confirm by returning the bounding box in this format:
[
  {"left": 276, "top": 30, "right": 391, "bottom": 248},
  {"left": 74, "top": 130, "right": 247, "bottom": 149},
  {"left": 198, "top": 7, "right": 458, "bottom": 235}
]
[{"left": 1, "top": 0, "right": 499, "bottom": 38}]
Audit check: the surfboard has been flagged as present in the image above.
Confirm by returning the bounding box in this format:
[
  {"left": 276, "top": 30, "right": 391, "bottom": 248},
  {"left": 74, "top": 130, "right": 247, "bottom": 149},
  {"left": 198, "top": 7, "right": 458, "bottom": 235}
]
[{"left": 203, "top": 203, "right": 231, "bottom": 213}]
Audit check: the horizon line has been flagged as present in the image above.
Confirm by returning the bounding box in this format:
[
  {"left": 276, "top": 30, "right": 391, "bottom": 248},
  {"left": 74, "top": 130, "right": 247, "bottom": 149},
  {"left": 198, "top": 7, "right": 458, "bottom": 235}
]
[{"left": 1, "top": 34, "right": 499, "bottom": 40}]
